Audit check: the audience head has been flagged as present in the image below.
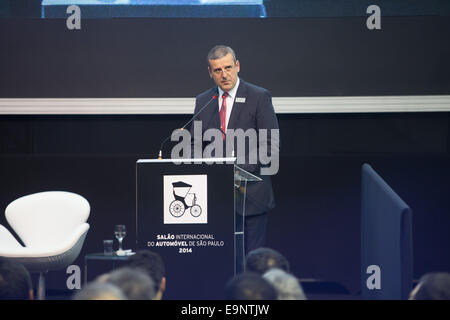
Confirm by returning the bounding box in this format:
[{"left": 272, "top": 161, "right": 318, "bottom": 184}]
[
  {"left": 106, "top": 267, "right": 156, "bottom": 300},
  {"left": 72, "top": 282, "right": 126, "bottom": 300},
  {"left": 126, "top": 250, "right": 166, "bottom": 300},
  {"left": 263, "top": 268, "right": 307, "bottom": 300},
  {"left": 224, "top": 272, "right": 277, "bottom": 300},
  {"left": 409, "top": 272, "right": 450, "bottom": 300},
  {"left": 245, "top": 247, "right": 290, "bottom": 275},
  {"left": 0, "top": 258, "right": 34, "bottom": 300}
]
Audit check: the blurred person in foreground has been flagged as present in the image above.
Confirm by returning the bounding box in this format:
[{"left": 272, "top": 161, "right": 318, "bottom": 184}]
[
  {"left": 409, "top": 272, "right": 450, "bottom": 300},
  {"left": 245, "top": 247, "right": 290, "bottom": 274},
  {"left": 0, "top": 258, "right": 34, "bottom": 300},
  {"left": 106, "top": 267, "right": 156, "bottom": 300},
  {"left": 72, "top": 282, "right": 126, "bottom": 300},
  {"left": 263, "top": 268, "right": 306, "bottom": 300},
  {"left": 224, "top": 272, "right": 276, "bottom": 300},
  {"left": 125, "top": 250, "right": 166, "bottom": 300}
]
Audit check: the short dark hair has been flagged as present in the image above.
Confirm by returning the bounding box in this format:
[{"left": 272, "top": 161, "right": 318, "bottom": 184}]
[
  {"left": 245, "top": 248, "right": 290, "bottom": 275},
  {"left": 207, "top": 45, "right": 237, "bottom": 66},
  {"left": 106, "top": 267, "right": 156, "bottom": 300},
  {"left": 224, "top": 272, "right": 277, "bottom": 300},
  {"left": 126, "top": 250, "right": 165, "bottom": 291},
  {"left": 0, "top": 258, "right": 33, "bottom": 300},
  {"left": 410, "top": 272, "right": 450, "bottom": 300}
]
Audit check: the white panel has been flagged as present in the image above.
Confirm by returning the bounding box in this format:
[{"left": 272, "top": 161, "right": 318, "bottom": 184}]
[{"left": 0, "top": 96, "right": 449, "bottom": 114}]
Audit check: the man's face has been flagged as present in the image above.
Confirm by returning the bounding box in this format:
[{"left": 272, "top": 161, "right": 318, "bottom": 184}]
[{"left": 208, "top": 53, "right": 240, "bottom": 92}]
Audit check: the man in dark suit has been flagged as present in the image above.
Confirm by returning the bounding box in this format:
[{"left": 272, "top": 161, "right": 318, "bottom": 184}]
[{"left": 191, "top": 45, "right": 279, "bottom": 254}]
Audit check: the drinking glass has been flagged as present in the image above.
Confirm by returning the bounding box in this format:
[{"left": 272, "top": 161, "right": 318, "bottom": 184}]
[
  {"left": 103, "top": 240, "right": 113, "bottom": 255},
  {"left": 114, "top": 224, "right": 126, "bottom": 252}
]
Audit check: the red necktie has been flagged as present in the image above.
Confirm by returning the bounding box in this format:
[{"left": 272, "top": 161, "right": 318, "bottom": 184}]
[{"left": 220, "top": 92, "right": 228, "bottom": 140}]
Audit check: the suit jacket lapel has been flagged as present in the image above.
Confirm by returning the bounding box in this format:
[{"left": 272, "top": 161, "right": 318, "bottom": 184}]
[
  {"left": 227, "top": 80, "right": 247, "bottom": 130},
  {"left": 203, "top": 88, "right": 220, "bottom": 130}
]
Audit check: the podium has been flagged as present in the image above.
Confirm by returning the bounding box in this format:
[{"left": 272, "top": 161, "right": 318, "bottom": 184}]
[{"left": 136, "top": 158, "right": 261, "bottom": 299}]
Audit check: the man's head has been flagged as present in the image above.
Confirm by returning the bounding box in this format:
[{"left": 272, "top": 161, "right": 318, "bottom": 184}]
[
  {"left": 207, "top": 45, "right": 240, "bottom": 92},
  {"left": 245, "top": 247, "right": 290, "bottom": 275},
  {"left": 106, "top": 267, "right": 156, "bottom": 300},
  {"left": 0, "top": 258, "right": 34, "bottom": 300},
  {"left": 263, "top": 268, "right": 307, "bottom": 300},
  {"left": 126, "top": 250, "right": 166, "bottom": 300},
  {"left": 72, "top": 282, "right": 126, "bottom": 300},
  {"left": 224, "top": 272, "right": 277, "bottom": 300},
  {"left": 409, "top": 272, "right": 450, "bottom": 300}
]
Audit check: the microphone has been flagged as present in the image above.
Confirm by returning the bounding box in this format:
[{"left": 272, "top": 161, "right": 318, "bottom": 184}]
[{"left": 158, "top": 94, "right": 217, "bottom": 159}]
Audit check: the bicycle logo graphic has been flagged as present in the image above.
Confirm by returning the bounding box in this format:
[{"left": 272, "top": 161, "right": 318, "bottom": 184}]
[{"left": 169, "top": 181, "right": 202, "bottom": 218}]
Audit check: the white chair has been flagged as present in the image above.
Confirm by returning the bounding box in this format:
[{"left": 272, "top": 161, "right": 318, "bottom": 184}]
[{"left": 0, "top": 191, "right": 90, "bottom": 299}]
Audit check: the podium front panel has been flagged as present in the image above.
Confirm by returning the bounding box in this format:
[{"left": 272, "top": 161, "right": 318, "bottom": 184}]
[{"left": 136, "top": 160, "right": 235, "bottom": 299}]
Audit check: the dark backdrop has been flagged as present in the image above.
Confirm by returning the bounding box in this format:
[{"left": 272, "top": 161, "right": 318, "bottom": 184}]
[
  {"left": 0, "top": 113, "right": 449, "bottom": 295},
  {"left": 0, "top": 15, "right": 450, "bottom": 297},
  {"left": 1, "top": 17, "right": 449, "bottom": 98}
]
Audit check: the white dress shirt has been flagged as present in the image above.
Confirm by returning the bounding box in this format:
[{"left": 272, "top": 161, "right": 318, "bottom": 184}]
[{"left": 218, "top": 77, "right": 240, "bottom": 131}]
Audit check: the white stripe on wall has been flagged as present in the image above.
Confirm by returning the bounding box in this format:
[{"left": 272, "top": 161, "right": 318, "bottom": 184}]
[{"left": 0, "top": 95, "right": 449, "bottom": 114}]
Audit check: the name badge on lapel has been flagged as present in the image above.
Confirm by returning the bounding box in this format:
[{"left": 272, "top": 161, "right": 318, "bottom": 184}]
[{"left": 235, "top": 97, "right": 246, "bottom": 103}]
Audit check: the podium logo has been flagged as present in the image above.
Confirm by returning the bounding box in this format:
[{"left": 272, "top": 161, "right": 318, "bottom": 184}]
[{"left": 163, "top": 175, "right": 207, "bottom": 224}]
